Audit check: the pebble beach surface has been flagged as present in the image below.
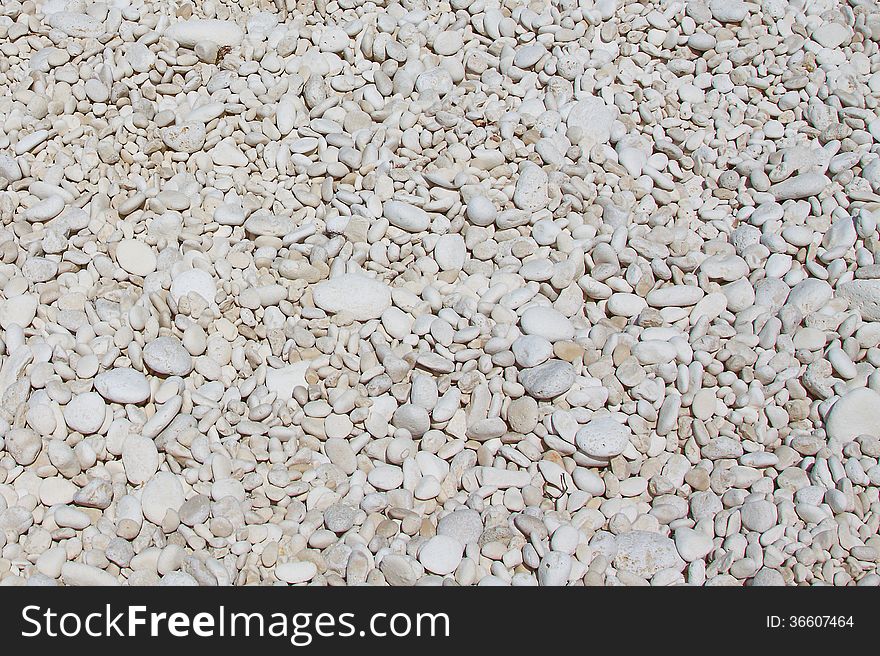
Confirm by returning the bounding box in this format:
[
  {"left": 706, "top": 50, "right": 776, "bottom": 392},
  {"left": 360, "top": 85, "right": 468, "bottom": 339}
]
[{"left": 0, "top": 0, "right": 879, "bottom": 587}]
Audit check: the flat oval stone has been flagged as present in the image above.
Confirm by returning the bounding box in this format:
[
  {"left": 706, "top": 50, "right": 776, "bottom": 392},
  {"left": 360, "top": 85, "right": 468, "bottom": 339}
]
[
  {"left": 770, "top": 172, "right": 829, "bottom": 200},
  {"left": 116, "top": 239, "right": 157, "bottom": 276},
  {"left": 141, "top": 471, "right": 185, "bottom": 524},
  {"left": 825, "top": 387, "right": 880, "bottom": 445},
  {"left": 575, "top": 416, "right": 632, "bottom": 458},
  {"left": 313, "top": 273, "right": 391, "bottom": 320},
  {"left": 63, "top": 392, "right": 106, "bottom": 434},
  {"left": 519, "top": 360, "right": 575, "bottom": 399},
  {"left": 437, "top": 509, "right": 483, "bottom": 545},
  {"left": 94, "top": 368, "right": 151, "bottom": 404},
  {"left": 367, "top": 465, "right": 404, "bottom": 491},
  {"left": 143, "top": 336, "right": 194, "bottom": 376},
  {"left": 433, "top": 234, "right": 466, "bottom": 270},
  {"left": 520, "top": 306, "right": 575, "bottom": 342},
  {"left": 243, "top": 213, "right": 296, "bottom": 237},
  {"left": 384, "top": 200, "right": 430, "bottom": 232},
  {"left": 512, "top": 335, "right": 553, "bottom": 368},
  {"left": 646, "top": 285, "right": 704, "bottom": 307},
  {"left": 275, "top": 561, "right": 318, "bottom": 584},
  {"left": 418, "top": 535, "right": 463, "bottom": 575},
  {"left": 122, "top": 435, "right": 160, "bottom": 485},
  {"left": 0, "top": 294, "right": 38, "bottom": 328}
]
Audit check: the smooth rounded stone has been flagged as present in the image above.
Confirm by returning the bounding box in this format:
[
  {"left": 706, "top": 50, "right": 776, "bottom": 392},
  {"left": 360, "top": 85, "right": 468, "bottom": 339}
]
[
  {"left": 709, "top": 0, "right": 747, "bottom": 22},
  {"left": 368, "top": 465, "right": 404, "bottom": 491},
  {"left": 550, "top": 525, "right": 580, "bottom": 555},
  {"left": 437, "top": 509, "right": 483, "bottom": 545},
  {"left": 159, "top": 572, "right": 199, "bottom": 586},
  {"left": 380, "top": 554, "right": 417, "bottom": 586},
  {"left": 324, "top": 438, "right": 357, "bottom": 475},
  {"left": 214, "top": 204, "right": 245, "bottom": 226},
  {"left": 0, "top": 294, "right": 38, "bottom": 328},
  {"left": 141, "top": 472, "right": 185, "bottom": 524},
  {"left": 418, "top": 535, "right": 463, "bottom": 575},
  {"left": 770, "top": 173, "right": 829, "bottom": 200},
  {"left": 275, "top": 561, "right": 318, "bottom": 584},
  {"left": 115, "top": 239, "right": 157, "bottom": 277},
  {"left": 324, "top": 413, "right": 353, "bottom": 439},
  {"left": 122, "top": 435, "right": 160, "bottom": 485},
  {"left": 572, "top": 468, "right": 605, "bottom": 495},
  {"left": 519, "top": 259, "right": 554, "bottom": 281},
  {"left": 40, "top": 477, "right": 77, "bottom": 505},
  {"left": 519, "top": 360, "right": 575, "bottom": 399},
  {"left": 243, "top": 214, "right": 295, "bottom": 237},
  {"left": 313, "top": 273, "right": 391, "bottom": 320},
  {"left": 392, "top": 404, "right": 430, "bottom": 437},
  {"left": 614, "top": 531, "right": 685, "bottom": 577},
  {"left": 512, "top": 335, "right": 553, "bottom": 368},
  {"left": 94, "top": 368, "right": 151, "bottom": 404},
  {"left": 606, "top": 293, "right": 648, "bottom": 317},
  {"left": 165, "top": 19, "right": 244, "bottom": 48},
  {"left": 838, "top": 280, "right": 880, "bottom": 321},
  {"left": 722, "top": 278, "right": 755, "bottom": 312},
  {"left": 566, "top": 95, "right": 616, "bottom": 147},
  {"left": 781, "top": 226, "right": 814, "bottom": 248},
  {"left": 178, "top": 495, "right": 210, "bottom": 526},
  {"left": 632, "top": 340, "right": 677, "bottom": 365},
  {"left": 26, "top": 196, "right": 65, "bottom": 222},
  {"left": 691, "top": 388, "right": 717, "bottom": 420},
  {"left": 466, "top": 195, "right": 497, "bottom": 226},
  {"left": 674, "top": 527, "right": 714, "bottom": 562},
  {"left": 6, "top": 428, "right": 42, "bottom": 465},
  {"left": 433, "top": 234, "right": 466, "bottom": 270},
  {"left": 60, "top": 562, "right": 119, "bottom": 587},
  {"left": 514, "top": 43, "right": 547, "bottom": 69},
  {"left": 513, "top": 163, "right": 549, "bottom": 211},
  {"left": 520, "top": 306, "right": 575, "bottom": 342},
  {"left": 740, "top": 499, "right": 778, "bottom": 533},
  {"left": 384, "top": 200, "right": 430, "bottom": 232},
  {"left": 785, "top": 279, "right": 832, "bottom": 314},
  {"left": 575, "top": 416, "right": 632, "bottom": 459},
  {"left": 63, "top": 392, "right": 106, "bottom": 434},
  {"left": 319, "top": 27, "right": 349, "bottom": 52},
  {"left": 751, "top": 568, "right": 786, "bottom": 586},
  {"left": 699, "top": 254, "right": 748, "bottom": 281},
  {"left": 170, "top": 269, "right": 217, "bottom": 304},
  {"left": 143, "top": 336, "right": 194, "bottom": 376},
  {"left": 507, "top": 396, "right": 539, "bottom": 433},
  {"left": 467, "top": 417, "right": 507, "bottom": 441},
  {"left": 324, "top": 504, "right": 358, "bottom": 533},
  {"left": 161, "top": 123, "right": 206, "bottom": 153},
  {"left": 433, "top": 30, "right": 464, "bottom": 56},
  {"left": 825, "top": 388, "right": 880, "bottom": 445},
  {"left": 646, "top": 285, "right": 704, "bottom": 307}
]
